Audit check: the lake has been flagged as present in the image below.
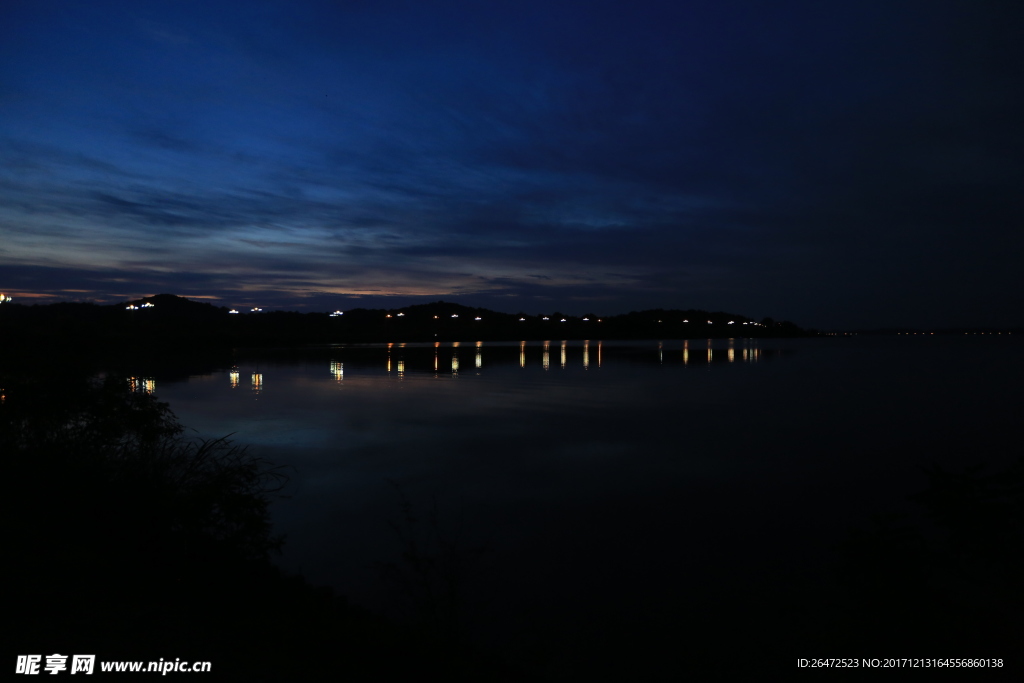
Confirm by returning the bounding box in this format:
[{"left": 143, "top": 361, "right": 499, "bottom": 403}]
[{"left": 143, "top": 335, "right": 1021, "bottom": 678}]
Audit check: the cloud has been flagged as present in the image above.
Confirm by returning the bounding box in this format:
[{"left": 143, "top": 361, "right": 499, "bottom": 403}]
[{"left": 0, "top": 0, "right": 1020, "bottom": 328}]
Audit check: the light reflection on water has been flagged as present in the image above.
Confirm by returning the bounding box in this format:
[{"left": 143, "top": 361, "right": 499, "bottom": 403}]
[
  {"left": 147, "top": 336, "right": 1022, "bottom": 672},
  {"left": 127, "top": 377, "right": 156, "bottom": 394},
  {"left": 153, "top": 338, "right": 782, "bottom": 619},
  {"left": 213, "top": 339, "right": 768, "bottom": 391}
]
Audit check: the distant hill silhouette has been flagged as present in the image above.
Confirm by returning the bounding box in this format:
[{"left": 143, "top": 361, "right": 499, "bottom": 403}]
[
  {"left": 0, "top": 294, "right": 814, "bottom": 351},
  {"left": 125, "top": 292, "right": 229, "bottom": 318}
]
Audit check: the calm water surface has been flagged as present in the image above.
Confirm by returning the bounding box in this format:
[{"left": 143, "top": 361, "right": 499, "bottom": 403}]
[{"left": 147, "top": 336, "right": 1020, "bottom": 675}]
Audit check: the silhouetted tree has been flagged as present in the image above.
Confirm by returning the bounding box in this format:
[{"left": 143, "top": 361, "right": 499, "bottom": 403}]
[{"left": 3, "top": 373, "right": 287, "bottom": 597}]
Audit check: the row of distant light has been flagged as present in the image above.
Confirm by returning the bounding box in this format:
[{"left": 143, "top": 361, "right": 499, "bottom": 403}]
[
  {"left": 0, "top": 293, "right": 12, "bottom": 304},
  {"left": 117, "top": 305, "right": 999, "bottom": 335},
  {"left": 321, "top": 312, "right": 761, "bottom": 325},
  {"left": 898, "top": 332, "right": 1013, "bottom": 335},
  {"left": 120, "top": 304, "right": 764, "bottom": 328},
  {"left": 129, "top": 302, "right": 267, "bottom": 313}
]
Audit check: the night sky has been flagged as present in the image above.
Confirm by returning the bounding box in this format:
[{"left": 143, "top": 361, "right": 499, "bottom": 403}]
[{"left": 1, "top": 0, "right": 1020, "bottom": 329}]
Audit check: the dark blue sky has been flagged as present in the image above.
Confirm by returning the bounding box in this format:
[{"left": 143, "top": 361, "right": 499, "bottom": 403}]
[{"left": 1, "top": 0, "right": 1020, "bottom": 328}]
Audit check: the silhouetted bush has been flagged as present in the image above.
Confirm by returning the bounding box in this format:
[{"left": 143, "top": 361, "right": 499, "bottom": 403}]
[
  {"left": 4, "top": 374, "right": 285, "bottom": 574},
  {"left": 375, "top": 482, "right": 493, "bottom": 648},
  {"left": 2, "top": 370, "right": 519, "bottom": 680}
]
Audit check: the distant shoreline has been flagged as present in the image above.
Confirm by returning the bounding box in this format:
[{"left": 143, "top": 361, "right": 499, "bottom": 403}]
[
  {"left": 3, "top": 295, "right": 1018, "bottom": 354},
  {"left": 0, "top": 293, "right": 814, "bottom": 349}
]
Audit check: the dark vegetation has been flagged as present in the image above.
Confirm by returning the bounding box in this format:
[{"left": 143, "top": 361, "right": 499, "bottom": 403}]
[
  {"left": 2, "top": 363, "right": 520, "bottom": 680},
  {"left": 0, "top": 293, "right": 812, "bottom": 350}
]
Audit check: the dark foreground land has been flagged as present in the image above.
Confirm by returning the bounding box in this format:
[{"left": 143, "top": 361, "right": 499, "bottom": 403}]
[{"left": 4, "top": 363, "right": 534, "bottom": 681}]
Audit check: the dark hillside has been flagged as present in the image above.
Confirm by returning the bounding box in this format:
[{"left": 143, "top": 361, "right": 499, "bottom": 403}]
[{"left": 0, "top": 295, "right": 814, "bottom": 352}]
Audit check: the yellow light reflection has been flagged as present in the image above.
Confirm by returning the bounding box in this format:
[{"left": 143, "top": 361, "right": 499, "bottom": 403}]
[
  {"left": 451, "top": 354, "right": 459, "bottom": 374},
  {"left": 330, "top": 361, "right": 344, "bottom": 381},
  {"left": 728, "top": 348, "right": 735, "bottom": 363},
  {"left": 127, "top": 377, "right": 156, "bottom": 394},
  {"left": 598, "top": 341, "right": 602, "bottom": 368},
  {"left": 397, "top": 360, "right": 405, "bottom": 378},
  {"left": 560, "top": 340, "right": 567, "bottom": 369},
  {"left": 251, "top": 373, "right": 262, "bottom": 393},
  {"left": 583, "top": 340, "right": 589, "bottom": 369},
  {"left": 229, "top": 370, "right": 239, "bottom": 388},
  {"left": 520, "top": 341, "right": 526, "bottom": 368},
  {"left": 475, "top": 350, "right": 482, "bottom": 368}
]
